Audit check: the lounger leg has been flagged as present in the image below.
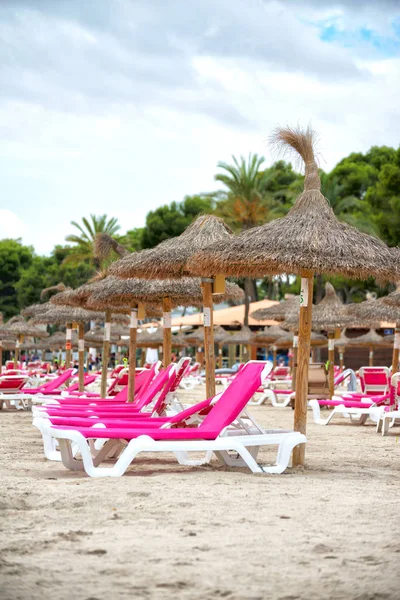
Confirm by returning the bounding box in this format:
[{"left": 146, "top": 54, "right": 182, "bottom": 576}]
[
  {"left": 58, "top": 439, "right": 85, "bottom": 471},
  {"left": 349, "top": 413, "right": 368, "bottom": 425},
  {"left": 382, "top": 417, "right": 390, "bottom": 436},
  {"left": 173, "top": 450, "right": 214, "bottom": 466}
]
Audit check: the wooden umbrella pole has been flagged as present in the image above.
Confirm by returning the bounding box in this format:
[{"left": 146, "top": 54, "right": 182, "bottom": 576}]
[
  {"left": 201, "top": 279, "right": 216, "bottom": 398},
  {"left": 272, "top": 345, "right": 277, "bottom": 369},
  {"left": 0, "top": 341, "right": 2, "bottom": 374},
  {"left": 369, "top": 346, "right": 374, "bottom": 367},
  {"left": 100, "top": 309, "right": 111, "bottom": 399},
  {"left": 311, "top": 348, "right": 316, "bottom": 363},
  {"left": 162, "top": 297, "right": 172, "bottom": 367},
  {"left": 218, "top": 343, "right": 223, "bottom": 368},
  {"left": 391, "top": 327, "right": 400, "bottom": 373},
  {"left": 78, "top": 323, "right": 85, "bottom": 392},
  {"left": 328, "top": 333, "right": 335, "bottom": 399},
  {"left": 128, "top": 309, "right": 138, "bottom": 403},
  {"left": 292, "top": 334, "right": 298, "bottom": 392},
  {"left": 65, "top": 323, "right": 72, "bottom": 369},
  {"left": 14, "top": 334, "right": 22, "bottom": 368},
  {"left": 293, "top": 272, "right": 314, "bottom": 467}
]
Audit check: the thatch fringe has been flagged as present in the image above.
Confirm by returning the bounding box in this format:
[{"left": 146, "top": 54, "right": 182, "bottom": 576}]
[
  {"left": 94, "top": 233, "right": 130, "bottom": 262},
  {"left": 40, "top": 283, "right": 69, "bottom": 301}
]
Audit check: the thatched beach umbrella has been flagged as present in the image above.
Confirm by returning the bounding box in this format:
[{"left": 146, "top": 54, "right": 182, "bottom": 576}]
[
  {"left": 186, "top": 126, "right": 400, "bottom": 466},
  {"left": 50, "top": 285, "right": 131, "bottom": 398},
  {"left": 30, "top": 305, "right": 114, "bottom": 392},
  {"left": 108, "top": 215, "right": 235, "bottom": 398},
  {"left": 137, "top": 328, "right": 187, "bottom": 364},
  {"left": 251, "top": 295, "right": 300, "bottom": 323},
  {"left": 87, "top": 275, "right": 242, "bottom": 373},
  {"left": 345, "top": 298, "right": 400, "bottom": 371},
  {"left": 0, "top": 330, "right": 17, "bottom": 369},
  {"left": 346, "top": 329, "right": 393, "bottom": 366},
  {"left": 284, "top": 283, "right": 353, "bottom": 397},
  {"left": 224, "top": 326, "right": 256, "bottom": 363},
  {"left": 275, "top": 331, "right": 327, "bottom": 349},
  {"left": 185, "top": 325, "right": 229, "bottom": 367},
  {"left": 0, "top": 316, "right": 49, "bottom": 368},
  {"left": 255, "top": 325, "right": 288, "bottom": 368}
]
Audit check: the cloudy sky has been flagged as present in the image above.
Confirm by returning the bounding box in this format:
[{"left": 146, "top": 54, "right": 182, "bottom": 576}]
[{"left": 0, "top": 0, "right": 399, "bottom": 254}]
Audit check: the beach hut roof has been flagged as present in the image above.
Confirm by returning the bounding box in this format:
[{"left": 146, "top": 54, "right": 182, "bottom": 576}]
[
  {"left": 86, "top": 276, "right": 244, "bottom": 308},
  {"left": 251, "top": 296, "right": 299, "bottom": 322},
  {"left": 186, "top": 127, "right": 399, "bottom": 282},
  {"left": 0, "top": 316, "right": 49, "bottom": 338},
  {"left": 108, "top": 215, "right": 234, "bottom": 279}
]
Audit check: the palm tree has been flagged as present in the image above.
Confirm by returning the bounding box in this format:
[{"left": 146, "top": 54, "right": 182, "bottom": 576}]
[
  {"left": 64, "top": 214, "right": 121, "bottom": 268},
  {"left": 213, "top": 154, "right": 283, "bottom": 325}
]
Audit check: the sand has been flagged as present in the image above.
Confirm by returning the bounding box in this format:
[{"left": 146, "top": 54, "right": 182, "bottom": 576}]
[{"left": 0, "top": 388, "right": 399, "bottom": 600}]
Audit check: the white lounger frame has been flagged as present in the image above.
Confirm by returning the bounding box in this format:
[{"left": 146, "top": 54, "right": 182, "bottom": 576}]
[
  {"left": 308, "top": 399, "right": 381, "bottom": 426},
  {"left": 36, "top": 419, "right": 306, "bottom": 477}
]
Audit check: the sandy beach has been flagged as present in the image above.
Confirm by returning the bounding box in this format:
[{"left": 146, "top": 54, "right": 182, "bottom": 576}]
[{"left": 1, "top": 388, "right": 399, "bottom": 600}]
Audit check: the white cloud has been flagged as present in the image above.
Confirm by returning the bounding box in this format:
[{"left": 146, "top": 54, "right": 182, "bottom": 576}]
[
  {"left": 0, "top": 209, "right": 27, "bottom": 239},
  {"left": 0, "top": 0, "right": 398, "bottom": 255}
]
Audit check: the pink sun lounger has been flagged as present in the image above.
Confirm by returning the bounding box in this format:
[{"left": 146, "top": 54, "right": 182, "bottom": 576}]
[{"left": 34, "top": 361, "right": 306, "bottom": 476}]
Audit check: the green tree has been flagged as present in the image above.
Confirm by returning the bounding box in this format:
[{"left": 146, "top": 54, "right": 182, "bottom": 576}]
[
  {"left": 15, "top": 246, "right": 94, "bottom": 309},
  {"left": 213, "top": 154, "right": 285, "bottom": 232},
  {"left": 213, "top": 154, "right": 283, "bottom": 324},
  {"left": 118, "top": 228, "right": 145, "bottom": 252},
  {"left": 0, "top": 239, "right": 33, "bottom": 318},
  {"left": 141, "top": 195, "right": 214, "bottom": 249},
  {"left": 64, "top": 214, "right": 120, "bottom": 267},
  {"left": 365, "top": 151, "right": 400, "bottom": 246}
]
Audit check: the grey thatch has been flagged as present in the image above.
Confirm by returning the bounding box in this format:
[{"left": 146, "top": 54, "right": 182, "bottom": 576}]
[
  {"left": 22, "top": 302, "right": 53, "bottom": 318},
  {"left": 186, "top": 127, "right": 400, "bottom": 282},
  {"left": 346, "top": 329, "right": 392, "bottom": 348},
  {"left": 255, "top": 325, "right": 288, "bottom": 344},
  {"left": 284, "top": 282, "right": 353, "bottom": 331},
  {"left": 29, "top": 305, "right": 123, "bottom": 325},
  {"left": 136, "top": 328, "right": 187, "bottom": 349},
  {"left": 185, "top": 325, "right": 227, "bottom": 345},
  {"left": 85, "top": 327, "right": 121, "bottom": 345},
  {"left": 0, "top": 316, "right": 49, "bottom": 338},
  {"left": 51, "top": 281, "right": 161, "bottom": 317},
  {"left": 108, "top": 215, "right": 234, "bottom": 279},
  {"left": 382, "top": 286, "right": 400, "bottom": 309},
  {"left": 47, "top": 331, "right": 79, "bottom": 350},
  {"left": 0, "top": 339, "right": 16, "bottom": 350},
  {"left": 40, "top": 282, "right": 70, "bottom": 301},
  {"left": 225, "top": 326, "right": 256, "bottom": 346},
  {"left": 87, "top": 276, "right": 243, "bottom": 308},
  {"left": 345, "top": 298, "right": 399, "bottom": 327},
  {"left": 335, "top": 332, "right": 352, "bottom": 348},
  {"left": 251, "top": 296, "right": 300, "bottom": 322},
  {"left": 275, "top": 331, "right": 327, "bottom": 349},
  {"left": 213, "top": 325, "right": 228, "bottom": 344}
]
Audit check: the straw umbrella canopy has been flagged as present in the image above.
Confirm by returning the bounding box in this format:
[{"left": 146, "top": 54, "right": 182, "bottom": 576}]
[
  {"left": 85, "top": 326, "right": 121, "bottom": 345},
  {"left": 50, "top": 285, "right": 133, "bottom": 398},
  {"left": 30, "top": 305, "right": 118, "bottom": 392},
  {"left": 251, "top": 296, "right": 300, "bottom": 323},
  {"left": 345, "top": 298, "right": 400, "bottom": 371},
  {"left": 346, "top": 329, "right": 392, "bottom": 366},
  {"left": 87, "top": 275, "right": 242, "bottom": 381},
  {"left": 186, "top": 126, "right": 400, "bottom": 467},
  {"left": 275, "top": 331, "right": 327, "bottom": 349},
  {"left": 0, "top": 316, "right": 49, "bottom": 367},
  {"left": 255, "top": 325, "right": 288, "bottom": 368},
  {"left": 283, "top": 282, "right": 354, "bottom": 397},
  {"left": 224, "top": 326, "right": 256, "bottom": 363},
  {"left": 108, "top": 215, "right": 235, "bottom": 398},
  {"left": 185, "top": 325, "right": 228, "bottom": 367}
]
